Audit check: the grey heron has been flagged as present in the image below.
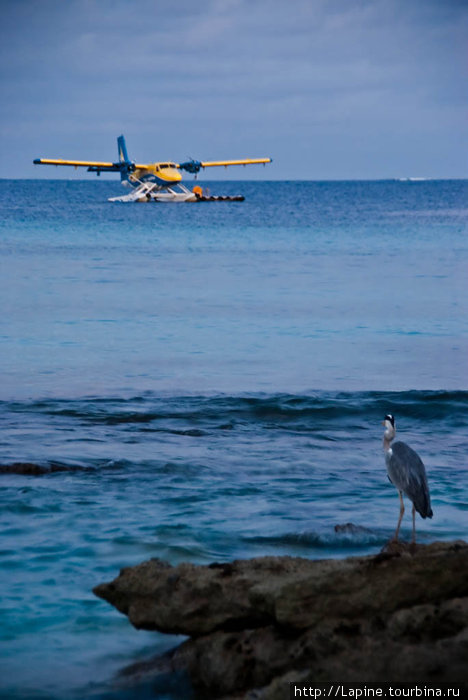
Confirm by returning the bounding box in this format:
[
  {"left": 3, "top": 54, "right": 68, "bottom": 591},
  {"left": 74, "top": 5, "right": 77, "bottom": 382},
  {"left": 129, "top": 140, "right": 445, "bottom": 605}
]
[{"left": 382, "top": 414, "right": 433, "bottom": 542}]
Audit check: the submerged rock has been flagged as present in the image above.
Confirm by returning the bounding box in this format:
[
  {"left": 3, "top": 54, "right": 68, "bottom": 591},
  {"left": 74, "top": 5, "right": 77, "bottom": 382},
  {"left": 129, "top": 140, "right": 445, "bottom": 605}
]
[
  {"left": 334, "top": 522, "right": 373, "bottom": 534},
  {"left": 94, "top": 541, "right": 468, "bottom": 698},
  {"left": 0, "top": 461, "right": 92, "bottom": 475}
]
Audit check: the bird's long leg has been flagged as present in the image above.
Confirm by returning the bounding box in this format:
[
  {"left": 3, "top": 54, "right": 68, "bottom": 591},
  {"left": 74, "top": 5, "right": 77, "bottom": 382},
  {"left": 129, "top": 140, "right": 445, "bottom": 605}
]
[
  {"left": 393, "top": 491, "right": 405, "bottom": 541},
  {"left": 412, "top": 505, "right": 416, "bottom": 544}
]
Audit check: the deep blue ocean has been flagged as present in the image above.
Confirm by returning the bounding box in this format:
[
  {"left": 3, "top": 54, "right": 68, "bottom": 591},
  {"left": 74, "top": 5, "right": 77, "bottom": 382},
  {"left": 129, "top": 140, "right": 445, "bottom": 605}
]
[{"left": 1, "top": 179, "right": 467, "bottom": 698}]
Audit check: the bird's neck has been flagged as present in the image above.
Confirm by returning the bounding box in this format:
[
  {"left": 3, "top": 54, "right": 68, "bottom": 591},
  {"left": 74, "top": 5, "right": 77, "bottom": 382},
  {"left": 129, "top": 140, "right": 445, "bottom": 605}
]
[{"left": 383, "top": 435, "right": 393, "bottom": 453}]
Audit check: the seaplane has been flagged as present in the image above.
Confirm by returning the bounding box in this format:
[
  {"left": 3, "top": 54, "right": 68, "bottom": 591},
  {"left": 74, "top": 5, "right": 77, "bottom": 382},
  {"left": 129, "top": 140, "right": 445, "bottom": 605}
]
[{"left": 34, "top": 135, "right": 272, "bottom": 202}]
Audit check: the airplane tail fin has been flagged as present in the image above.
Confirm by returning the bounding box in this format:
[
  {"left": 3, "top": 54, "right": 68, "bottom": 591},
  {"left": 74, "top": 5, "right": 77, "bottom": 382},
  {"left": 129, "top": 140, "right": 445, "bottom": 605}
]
[{"left": 117, "top": 135, "right": 133, "bottom": 182}]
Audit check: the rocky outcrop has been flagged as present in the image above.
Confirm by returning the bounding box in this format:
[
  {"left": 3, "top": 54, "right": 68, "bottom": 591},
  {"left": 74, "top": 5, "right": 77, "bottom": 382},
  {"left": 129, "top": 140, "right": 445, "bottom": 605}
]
[
  {"left": 0, "top": 461, "right": 92, "bottom": 475},
  {"left": 94, "top": 541, "right": 468, "bottom": 698}
]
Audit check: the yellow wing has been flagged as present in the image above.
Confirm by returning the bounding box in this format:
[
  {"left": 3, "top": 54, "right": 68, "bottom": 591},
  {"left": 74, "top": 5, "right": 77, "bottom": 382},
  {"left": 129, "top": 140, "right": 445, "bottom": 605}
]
[
  {"left": 33, "top": 158, "right": 116, "bottom": 167},
  {"left": 200, "top": 158, "right": 272, "bottom": 168},
  {"left": 33, "top": 158, "right": 125, "bottom": 172},
  {"left": 33, "top": 157, "right": 272, "bottom": 170},
  {"left": 177, "top": 157, "right": 272, "bottom": 174}
]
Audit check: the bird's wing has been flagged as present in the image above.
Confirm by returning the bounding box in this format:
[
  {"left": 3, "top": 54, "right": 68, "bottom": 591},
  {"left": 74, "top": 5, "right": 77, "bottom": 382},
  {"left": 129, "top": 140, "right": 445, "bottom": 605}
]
[{"left": 391, "top": 441, "right": 432, "bottom": 518}]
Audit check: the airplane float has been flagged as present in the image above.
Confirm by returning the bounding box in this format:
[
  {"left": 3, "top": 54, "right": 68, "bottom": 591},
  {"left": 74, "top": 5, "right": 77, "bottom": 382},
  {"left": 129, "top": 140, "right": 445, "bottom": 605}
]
[{"left": 34, "top": 135, "right": 272, "bottom": 202}]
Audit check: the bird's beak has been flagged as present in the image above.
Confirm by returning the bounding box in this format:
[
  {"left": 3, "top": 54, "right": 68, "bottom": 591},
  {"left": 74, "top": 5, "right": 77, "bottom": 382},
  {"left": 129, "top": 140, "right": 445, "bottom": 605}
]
[{"left": 382, "top": 421, "right": 386, "bottom": 426}]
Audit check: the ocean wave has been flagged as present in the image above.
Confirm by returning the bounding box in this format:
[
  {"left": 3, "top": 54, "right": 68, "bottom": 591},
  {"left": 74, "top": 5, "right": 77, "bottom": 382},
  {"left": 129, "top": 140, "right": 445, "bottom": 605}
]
[
  {"left": 242, "top": 523, "right": 387, "bottom": 550},
  {"left": 2, "top": 390, "right": 467, "bottom": 428}
]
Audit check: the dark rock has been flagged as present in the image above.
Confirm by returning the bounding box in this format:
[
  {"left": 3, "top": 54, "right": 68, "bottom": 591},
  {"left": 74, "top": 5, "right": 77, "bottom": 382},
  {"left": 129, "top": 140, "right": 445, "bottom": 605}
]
[
  {"left": 0, "top": 462, "right": 50, "bottom": 475},
  {"left": 0, "top": 461, "right": 91, "bottom": 475},
  {"left": 334, "top": 522, "right": 373, "bottom": 534},
  {"left": 94, "top": 541, "right": 468, "bottom": 698}
]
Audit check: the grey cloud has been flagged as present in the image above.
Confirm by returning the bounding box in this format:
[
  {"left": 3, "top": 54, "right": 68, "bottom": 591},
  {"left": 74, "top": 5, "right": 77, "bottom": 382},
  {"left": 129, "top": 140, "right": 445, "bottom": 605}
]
[{"left": 1, "top": 0, "right": 466, "bottom": 179}]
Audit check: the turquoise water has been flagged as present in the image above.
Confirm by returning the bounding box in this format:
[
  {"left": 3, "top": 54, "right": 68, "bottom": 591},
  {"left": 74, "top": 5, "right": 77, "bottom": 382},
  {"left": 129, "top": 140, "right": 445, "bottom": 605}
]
[{"left": 0, "top": 180, "right": 467, "bottom": 698}]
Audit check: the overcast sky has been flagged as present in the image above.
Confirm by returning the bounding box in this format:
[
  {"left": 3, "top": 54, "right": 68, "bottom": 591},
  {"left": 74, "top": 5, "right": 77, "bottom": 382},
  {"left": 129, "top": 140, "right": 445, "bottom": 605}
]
[{"left": 1, "top": 0, "right": 466, "bottom": 180}]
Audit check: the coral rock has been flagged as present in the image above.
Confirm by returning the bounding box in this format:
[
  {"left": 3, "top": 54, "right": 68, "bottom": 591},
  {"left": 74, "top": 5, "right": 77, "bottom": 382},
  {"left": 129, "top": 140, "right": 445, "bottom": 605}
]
[{"left": 94, "top": 541, "right": 468, "bottom": 698}]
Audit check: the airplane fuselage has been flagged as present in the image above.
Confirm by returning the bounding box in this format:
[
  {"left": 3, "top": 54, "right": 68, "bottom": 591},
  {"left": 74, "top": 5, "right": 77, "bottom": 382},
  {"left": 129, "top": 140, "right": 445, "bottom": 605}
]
[{"left": 130, "top": 163, "right": 182, "bottom": 187}]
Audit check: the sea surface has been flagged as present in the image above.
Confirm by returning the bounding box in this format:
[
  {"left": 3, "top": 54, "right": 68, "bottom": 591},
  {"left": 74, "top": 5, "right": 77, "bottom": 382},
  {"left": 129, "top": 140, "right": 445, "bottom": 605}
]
[{"left": 0, "top": 179, "right": 467, "bottom": 698}]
